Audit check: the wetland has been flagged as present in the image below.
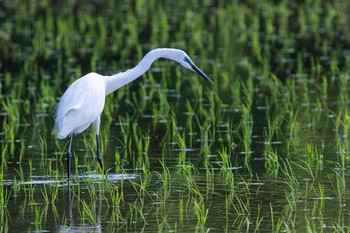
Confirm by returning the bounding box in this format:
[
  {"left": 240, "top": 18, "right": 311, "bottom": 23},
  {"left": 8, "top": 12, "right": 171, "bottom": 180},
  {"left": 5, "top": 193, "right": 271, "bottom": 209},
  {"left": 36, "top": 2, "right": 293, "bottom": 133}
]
[{"left": 1, "top": 1, "right": 350, "bottom": 232}]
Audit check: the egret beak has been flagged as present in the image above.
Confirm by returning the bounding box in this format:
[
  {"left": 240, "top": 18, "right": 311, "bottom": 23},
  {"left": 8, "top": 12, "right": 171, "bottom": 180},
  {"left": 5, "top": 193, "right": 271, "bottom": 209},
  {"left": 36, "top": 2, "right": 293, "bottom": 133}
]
[{"left": 191, "top": 64, "right": 214, "bottom": 84}]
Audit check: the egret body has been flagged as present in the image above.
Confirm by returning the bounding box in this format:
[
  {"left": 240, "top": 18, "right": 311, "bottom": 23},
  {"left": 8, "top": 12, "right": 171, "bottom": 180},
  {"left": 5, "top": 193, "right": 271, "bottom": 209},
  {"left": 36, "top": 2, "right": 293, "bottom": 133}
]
[{"left": 55, "top": 48, "right": 213, "bottom": 179}]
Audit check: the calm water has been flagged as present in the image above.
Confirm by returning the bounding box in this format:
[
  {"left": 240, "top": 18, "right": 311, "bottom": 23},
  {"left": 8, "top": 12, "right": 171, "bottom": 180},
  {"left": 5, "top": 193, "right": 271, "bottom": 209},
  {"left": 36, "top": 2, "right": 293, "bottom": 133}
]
[{"left": 1, "top": 1, "right": 350, "bottom": 232}]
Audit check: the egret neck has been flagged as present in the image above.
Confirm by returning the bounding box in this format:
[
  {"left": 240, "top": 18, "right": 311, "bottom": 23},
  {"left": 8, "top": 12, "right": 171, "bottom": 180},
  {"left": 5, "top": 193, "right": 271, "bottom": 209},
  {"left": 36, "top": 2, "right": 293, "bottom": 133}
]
[{"left": 104, "top": 49, "right": 179, "bottom": 96}]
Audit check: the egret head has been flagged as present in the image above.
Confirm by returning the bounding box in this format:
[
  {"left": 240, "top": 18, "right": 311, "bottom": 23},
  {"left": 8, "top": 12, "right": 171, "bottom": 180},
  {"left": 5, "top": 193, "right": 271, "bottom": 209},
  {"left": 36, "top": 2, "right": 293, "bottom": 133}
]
[
  {"left": 183, "top": 56, "right": 213, "bottom": 84},
  {"left": 166, "top": 49, "right": 214, "bottom": 84}
]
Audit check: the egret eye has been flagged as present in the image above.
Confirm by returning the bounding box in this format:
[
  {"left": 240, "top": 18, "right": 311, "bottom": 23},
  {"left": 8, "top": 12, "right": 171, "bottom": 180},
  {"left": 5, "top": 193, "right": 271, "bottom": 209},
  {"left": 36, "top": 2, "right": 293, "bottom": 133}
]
[{"left": 184, "top": 56, "right": 193, "bottom": 65}]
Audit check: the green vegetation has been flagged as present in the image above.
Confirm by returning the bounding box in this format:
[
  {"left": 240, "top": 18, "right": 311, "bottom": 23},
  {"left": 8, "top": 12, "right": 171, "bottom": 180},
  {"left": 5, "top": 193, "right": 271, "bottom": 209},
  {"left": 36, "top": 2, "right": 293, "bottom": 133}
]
[{"left": 1, "top": 0, "right": 350, "bottom": 232}]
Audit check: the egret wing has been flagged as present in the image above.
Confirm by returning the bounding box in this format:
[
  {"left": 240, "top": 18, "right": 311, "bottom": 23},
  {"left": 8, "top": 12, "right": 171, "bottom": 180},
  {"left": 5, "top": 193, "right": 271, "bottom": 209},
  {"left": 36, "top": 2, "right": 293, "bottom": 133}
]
[{"left": 55, "top": 74, "right": 105, "bottom": 139}]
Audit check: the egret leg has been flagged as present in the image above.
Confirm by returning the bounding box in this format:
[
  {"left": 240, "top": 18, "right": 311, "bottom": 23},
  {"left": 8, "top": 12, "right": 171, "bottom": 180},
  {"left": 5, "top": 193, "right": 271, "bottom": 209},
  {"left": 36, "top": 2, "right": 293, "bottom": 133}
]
[
  {"left": 67, "top": 135, "right": 73, "bottom": 180},
  {"left": 96, "top": 134, "right": 105, "bottom": 174}
]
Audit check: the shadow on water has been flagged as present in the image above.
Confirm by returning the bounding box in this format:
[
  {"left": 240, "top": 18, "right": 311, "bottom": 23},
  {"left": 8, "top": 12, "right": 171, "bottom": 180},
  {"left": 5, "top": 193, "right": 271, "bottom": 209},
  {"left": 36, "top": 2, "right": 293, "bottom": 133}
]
[
  {"left": 59, "top": 183, "right": 103, "bottom": 233},
  {"left": 4, "top": 173, "right": 138, "bottom": 186},
  {"left": 4, "top": 172, "right": 138, "bottom": 232}
]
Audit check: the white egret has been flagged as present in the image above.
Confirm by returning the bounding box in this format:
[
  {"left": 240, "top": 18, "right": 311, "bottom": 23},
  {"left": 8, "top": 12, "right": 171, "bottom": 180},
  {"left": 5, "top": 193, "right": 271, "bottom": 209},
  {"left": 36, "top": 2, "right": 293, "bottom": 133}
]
[{"left": 55, "top": 48, "right": 213, "bottom": 179}]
